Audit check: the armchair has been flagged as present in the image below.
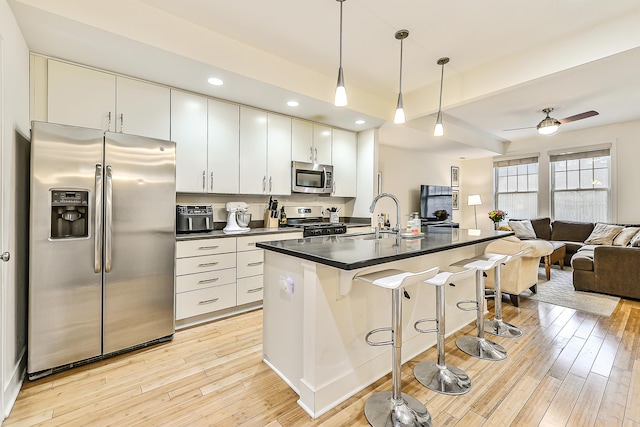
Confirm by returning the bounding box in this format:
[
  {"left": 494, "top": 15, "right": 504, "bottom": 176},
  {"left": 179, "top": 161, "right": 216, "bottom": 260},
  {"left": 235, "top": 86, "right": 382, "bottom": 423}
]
[{"left": 484, "top": 236, "right": 554, "bottom": 307}]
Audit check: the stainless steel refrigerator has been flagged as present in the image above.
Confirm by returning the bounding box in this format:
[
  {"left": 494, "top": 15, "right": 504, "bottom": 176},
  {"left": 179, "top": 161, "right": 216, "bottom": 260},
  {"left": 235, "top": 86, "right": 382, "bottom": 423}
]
[{"left": 28, "top": 121, "right": 176, "bottom": 379}]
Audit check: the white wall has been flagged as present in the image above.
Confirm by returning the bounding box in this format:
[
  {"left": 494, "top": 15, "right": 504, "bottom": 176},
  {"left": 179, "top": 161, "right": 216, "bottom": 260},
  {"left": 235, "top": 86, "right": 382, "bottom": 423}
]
[
  {"left": 0, "top": 0, "right": 30, "bottom": 421},
  {"left": 464, "top": 118, "right": 640, "bottom": 226},
  {"left": 377, "top": 144, "right": 461, "bottom": 229}
]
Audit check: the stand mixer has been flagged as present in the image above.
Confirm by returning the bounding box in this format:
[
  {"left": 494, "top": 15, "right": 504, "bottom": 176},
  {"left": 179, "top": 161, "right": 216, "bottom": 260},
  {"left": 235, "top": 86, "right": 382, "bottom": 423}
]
[{"left": 223, "top": 202, "right": 251, "bottom": 233}]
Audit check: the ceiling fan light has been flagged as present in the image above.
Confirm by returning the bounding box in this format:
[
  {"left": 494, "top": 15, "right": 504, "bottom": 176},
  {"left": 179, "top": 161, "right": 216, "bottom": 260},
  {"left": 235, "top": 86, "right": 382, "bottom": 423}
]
[
  {"left": 537, "top": 116, "right": 560, "bottom": 135},
  {"left": 394, "top": 92, "right": 405, "bottom": 123}
]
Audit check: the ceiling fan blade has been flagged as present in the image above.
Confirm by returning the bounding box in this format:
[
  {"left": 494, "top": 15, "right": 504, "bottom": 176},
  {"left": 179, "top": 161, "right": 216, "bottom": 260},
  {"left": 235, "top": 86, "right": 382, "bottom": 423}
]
[
  {"left": 503, "top": 126, "right": 536, "bottom": 132},
  {"left": 559, "top": 110, "right": 599, "bottom": 124}
]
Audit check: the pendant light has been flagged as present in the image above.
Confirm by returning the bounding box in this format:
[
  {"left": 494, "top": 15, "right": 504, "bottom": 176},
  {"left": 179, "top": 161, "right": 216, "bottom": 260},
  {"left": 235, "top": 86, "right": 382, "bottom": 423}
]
[
  {"left": 334, "top": 0, "right": 347, "bottom": 107},
  {"left": 434, "top": 57, "right": 449, "bottom": 136},
  {"left": 394, "top": 29, "right": 409, "bottom": 124}
]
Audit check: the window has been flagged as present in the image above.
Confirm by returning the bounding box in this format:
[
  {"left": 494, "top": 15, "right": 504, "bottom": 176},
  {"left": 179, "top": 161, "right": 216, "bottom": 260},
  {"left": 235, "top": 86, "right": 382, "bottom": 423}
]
[
  {"left": 550, "top": 147, "right": 610, "bottom": 222},
  {"left": 493, "top": 156, "right": 539, "bottom": 220}
]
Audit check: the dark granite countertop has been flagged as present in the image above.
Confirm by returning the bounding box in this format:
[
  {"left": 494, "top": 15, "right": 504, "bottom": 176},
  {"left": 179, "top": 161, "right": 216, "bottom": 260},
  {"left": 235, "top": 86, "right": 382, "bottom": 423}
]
[{"left": 256, "top": 228, "right": 514, "bottom": 270}]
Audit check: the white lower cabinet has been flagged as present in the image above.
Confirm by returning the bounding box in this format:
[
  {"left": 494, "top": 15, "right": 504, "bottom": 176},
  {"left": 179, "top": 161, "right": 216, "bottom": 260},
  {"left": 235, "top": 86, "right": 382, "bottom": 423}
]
[{"left": 175, "top": 232, "right": 300, "bottom": 327}]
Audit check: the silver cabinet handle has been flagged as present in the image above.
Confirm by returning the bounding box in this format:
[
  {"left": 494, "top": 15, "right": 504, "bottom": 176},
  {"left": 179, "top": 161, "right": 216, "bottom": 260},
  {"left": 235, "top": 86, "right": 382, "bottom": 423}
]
[
  {"left": 202, "top": 171, "right": 206, "bottom": 191},
  {"left": 332, "top": 181, "right": 336, "bottom": 194},
  {"left": 119, "top": 113, "right": 124, "bottom": 133},
  {"left": 309, "top": 146, "right": 313, "bottom": 161},
  {"left": 94, "top": 164, "right": 103, "bottom": 273},
  {"left": 107, "top": 111, "right": 112, "bottom": 131},
  {"left": 210, "top": 172, "right": 214, "bottom": 191},
  {"left": 247, "top": 261, "right": 264, "bottom": 267},
  {"left": 198, "top": 262, "right": 219, "bottom": 267},
  {"left": 104, "top": 165, "right": 113, "bottom": 273},
  {"left": 269, "top": 176, "right": 272, "bottom": 192},
  {"left": 247, "top": 287, "right": 263, "bottom": 294},
  {"left": 1, "top": 252, "right": 10, "bottom": 262},
  {"left": 198, "top": 277, "right": 219, "bottom": 284},
  {"left": 198, "top": 298, "right": 219, "bottom": 305},
  {"left": 262, "top": 176, "right": 266, "bottom": 192},
  {"left": 198, "top": 245, "right": 219, "bottom": 250},
  {"left": 314, "top": 147, "right": 318, "bottom": 162}
]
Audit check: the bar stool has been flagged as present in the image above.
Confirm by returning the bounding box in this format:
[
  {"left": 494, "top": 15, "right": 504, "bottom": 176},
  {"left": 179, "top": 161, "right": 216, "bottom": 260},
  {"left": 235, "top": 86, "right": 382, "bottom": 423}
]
[
  {"left": 450, "top": 254, "right": 508, "bottom": 361},
  {"left": 355, "top": 266, "right": 439, "bottom": 427},
  {"left": 413, "top": 267, "right": 477, "bottom": 395},
  {"left": 484, "top": 249, "right": 529, "bottom": 338}
]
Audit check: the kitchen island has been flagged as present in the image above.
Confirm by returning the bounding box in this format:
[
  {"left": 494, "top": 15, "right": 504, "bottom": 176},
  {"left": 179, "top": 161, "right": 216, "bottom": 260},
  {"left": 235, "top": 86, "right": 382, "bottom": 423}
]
[{"left": 256, "top": 228, "right": 513, "bottom": 418}]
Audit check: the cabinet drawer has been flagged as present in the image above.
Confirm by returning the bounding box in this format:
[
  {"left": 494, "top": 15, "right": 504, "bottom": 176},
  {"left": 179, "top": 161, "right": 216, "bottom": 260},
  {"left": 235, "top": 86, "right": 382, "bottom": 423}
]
[
  {"left": 237, "top": 250, "right": 264, "bottom": 278},
  {"left": 177, "top": 238, "right": 236, "bottom": 258},
  {"left": 176, "top": 268, "right": 236, "bottom": 293},
  {"left": 236, "top": 232, "right": 300, "bottom": 252},
  {"left": 176, "top": 252, "right": 236, "bottom": 276},
  {"left": 175, "top": 283, "right": 236, "bottom": 320},
  {"left": 237, "top": 276, "right": 264, "bottom": 305}
]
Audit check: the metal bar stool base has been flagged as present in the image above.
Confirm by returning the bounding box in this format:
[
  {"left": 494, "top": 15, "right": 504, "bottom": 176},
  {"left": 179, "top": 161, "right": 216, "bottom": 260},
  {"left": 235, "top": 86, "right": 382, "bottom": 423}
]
[
  {"left": 484, "top": 319, "right": 523, "bottom": 338},
  {"left": 413, "top": 362, "right": 471, "bottom": 395},
  {"left": 456, "top": 336, "right": 507, "bottom": 361},
  {"left": 364, "top": 391, "right": 432, "bottom": 427}
]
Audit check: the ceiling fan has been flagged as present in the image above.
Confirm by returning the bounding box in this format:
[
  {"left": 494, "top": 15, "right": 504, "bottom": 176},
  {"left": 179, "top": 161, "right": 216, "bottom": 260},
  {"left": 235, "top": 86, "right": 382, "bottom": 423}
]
[{"left": 504, "top": 107, "right": 599, "bottom": 135}]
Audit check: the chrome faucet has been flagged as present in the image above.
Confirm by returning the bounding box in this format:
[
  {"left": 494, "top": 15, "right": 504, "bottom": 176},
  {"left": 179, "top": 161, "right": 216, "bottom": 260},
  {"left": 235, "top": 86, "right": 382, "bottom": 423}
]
[{"left": 370, "top": 193, "right": 401, "bottom": 237}]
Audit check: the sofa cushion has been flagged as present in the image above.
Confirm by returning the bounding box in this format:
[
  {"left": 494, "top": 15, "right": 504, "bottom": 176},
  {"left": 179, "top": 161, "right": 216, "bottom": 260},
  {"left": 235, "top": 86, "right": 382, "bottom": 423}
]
[
  {"left": 631, "top": 232, "right": 640, "bottom": 247},
  {"left": 613, "top": 227, "right": 640, "bottom": 246},
  {"left": 530, "top": 217, "right": 552, "bottom": 240},
  {"left": 508, "top": 220, "right": 537, "bottom": 239},
  {"left": 571, "top": 250, "right": 594, "bottom": 271},
  {"left": 551, "top": 220, "right": 594, "bottom": 243},
  {"left": 584, "top": 223, "right": 625, "bottom": 245}
]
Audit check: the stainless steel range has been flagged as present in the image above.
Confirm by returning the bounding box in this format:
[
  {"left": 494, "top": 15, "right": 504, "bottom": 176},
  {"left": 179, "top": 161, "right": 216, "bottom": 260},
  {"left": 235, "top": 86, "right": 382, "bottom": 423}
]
[{"left": 281, "top": 206, "right": 347, "bottom": 237}]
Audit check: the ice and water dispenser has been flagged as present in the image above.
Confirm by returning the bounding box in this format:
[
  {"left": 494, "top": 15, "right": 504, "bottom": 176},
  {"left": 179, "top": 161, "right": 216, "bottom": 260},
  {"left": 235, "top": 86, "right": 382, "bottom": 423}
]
[{"left": 50, "top": 190, "right": 89, "bottom": 238}]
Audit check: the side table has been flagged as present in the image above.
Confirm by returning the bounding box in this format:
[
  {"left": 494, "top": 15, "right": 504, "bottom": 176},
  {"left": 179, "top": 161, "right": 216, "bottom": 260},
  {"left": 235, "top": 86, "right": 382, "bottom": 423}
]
[{"left": 545, "top": 242, "right": 566, "bottom": 280}]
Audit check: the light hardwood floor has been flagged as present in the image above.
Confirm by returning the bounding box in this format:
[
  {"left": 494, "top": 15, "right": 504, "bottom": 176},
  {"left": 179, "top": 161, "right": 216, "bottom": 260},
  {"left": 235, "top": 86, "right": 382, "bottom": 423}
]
[{"left": 5, "top": 291, "right": 640, "bottom": 426}]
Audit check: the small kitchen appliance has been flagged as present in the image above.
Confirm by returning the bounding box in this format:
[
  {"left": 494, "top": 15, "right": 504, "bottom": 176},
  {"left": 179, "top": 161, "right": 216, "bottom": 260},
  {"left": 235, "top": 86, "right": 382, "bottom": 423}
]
[
  {"left": 223, "top": 201, "right": 251, "bottom": 233},
  {"left": 281, "top": 206, "right": 347, "bottom": 237},
  {"left": 291, "top": 161, "right": 334, "bottom": 194},
  {"left": 176, "top": 204, "right": 214, "bottom": 233}
]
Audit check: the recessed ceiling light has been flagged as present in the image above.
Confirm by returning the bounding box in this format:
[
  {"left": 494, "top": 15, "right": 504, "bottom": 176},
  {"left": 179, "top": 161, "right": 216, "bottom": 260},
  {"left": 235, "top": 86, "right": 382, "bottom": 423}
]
[
  {"left": 287, "top": 100, "right": 299, "bottom": 107},
  {"left": 355, "top": 119, "right": 366, "bottom": 125},
  {"left": 207, "top": 77, "right": 223, "bottom": 86}
]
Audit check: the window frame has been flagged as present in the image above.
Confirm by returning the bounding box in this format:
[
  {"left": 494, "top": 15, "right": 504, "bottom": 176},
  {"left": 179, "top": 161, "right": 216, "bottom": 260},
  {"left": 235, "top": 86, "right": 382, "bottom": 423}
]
[{"left": 493, "top": 155, "right": 539, "bottom": 220}]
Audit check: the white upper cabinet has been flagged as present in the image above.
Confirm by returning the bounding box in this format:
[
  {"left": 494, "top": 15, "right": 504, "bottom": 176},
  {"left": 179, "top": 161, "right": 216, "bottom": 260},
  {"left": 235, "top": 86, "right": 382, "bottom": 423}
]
[
  {"left": 48, "top": 60, "right": 115, "bottom": 131},
  {"left": 331, "top": 129, "right": 357, "bottom": 197},
  {"left": 267, "top": 114, "right": 292, "bottom": 195},
  {"left": 239, "top": 107, "right": 268, "bottom": 194},
  {"left": 208, "top": 99, "right": 240, "bottom": 194},
  {"left": 291, "top": 119, "right": 332, "bottom": 164},
  {"left": 171, "top": 90, "right": 208, "bottom": 193},
  {"left": 115, "top": 77, "right": 170, "bottom": 140},
  {"left": 313, "top": 124, "right": 333, "bottom": 165},
  {"left": 47, "top": 59, "right": 170, "bottom": 140}
]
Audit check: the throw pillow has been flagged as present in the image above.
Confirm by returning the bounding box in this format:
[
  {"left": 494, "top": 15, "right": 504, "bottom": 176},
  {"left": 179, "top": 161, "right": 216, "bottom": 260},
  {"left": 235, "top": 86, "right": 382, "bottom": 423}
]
[
  {"left": 584, "top": 223, "right": 624, "bottom": 245},
  {"left": 507, "top": 220, "right": 537, "bottom": 239},
  {"left": 613, "top": 227, "right": 640, "bottom": 246},
  {"left": 630, "top": 232, "right": 640, "bottom": 247}
]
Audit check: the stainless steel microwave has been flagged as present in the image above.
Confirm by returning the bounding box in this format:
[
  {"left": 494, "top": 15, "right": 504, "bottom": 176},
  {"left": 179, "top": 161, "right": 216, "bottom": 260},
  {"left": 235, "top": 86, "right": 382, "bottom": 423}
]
[{"left": 291, "top": 161, "right": 333, "bottom": 194}]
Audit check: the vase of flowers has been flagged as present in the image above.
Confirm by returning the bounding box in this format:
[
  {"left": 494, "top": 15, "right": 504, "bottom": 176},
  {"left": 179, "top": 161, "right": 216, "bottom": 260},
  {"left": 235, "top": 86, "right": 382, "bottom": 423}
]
[{"left": 488, "top": 209, "right": 507, "bottom": 229}]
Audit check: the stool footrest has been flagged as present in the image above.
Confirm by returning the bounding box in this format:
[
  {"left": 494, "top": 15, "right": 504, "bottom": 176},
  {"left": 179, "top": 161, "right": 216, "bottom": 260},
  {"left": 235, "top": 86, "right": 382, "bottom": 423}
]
[
  {"left": 365, "top": 327, "right": 393, "bottom": 346},
  {"left": 414, "top": 317, "right": 438, "bottom": 334},
  {"left": 456, "top": 299, "right": 479, "bottom": 312}
]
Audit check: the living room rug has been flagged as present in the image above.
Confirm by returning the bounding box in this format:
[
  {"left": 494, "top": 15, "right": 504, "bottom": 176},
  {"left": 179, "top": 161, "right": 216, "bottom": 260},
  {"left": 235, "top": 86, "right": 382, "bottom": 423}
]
[{"left": 520, "top": 267, "right": 620, "bottom": 317}]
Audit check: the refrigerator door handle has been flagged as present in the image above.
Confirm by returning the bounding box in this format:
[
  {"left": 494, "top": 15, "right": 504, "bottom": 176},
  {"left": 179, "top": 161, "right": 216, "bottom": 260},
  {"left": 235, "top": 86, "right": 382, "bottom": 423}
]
[
  {"left": 105, "top": 165, "right": 113, "bottom": 273},
  {"left": 94, "top": 164, "right": 103, "bottom": 273}
]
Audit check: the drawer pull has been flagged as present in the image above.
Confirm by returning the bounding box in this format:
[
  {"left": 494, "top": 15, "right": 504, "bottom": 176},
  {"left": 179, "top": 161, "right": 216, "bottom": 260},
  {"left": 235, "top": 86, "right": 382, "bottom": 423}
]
[
  {"left": 198, "top": 298, "right": 219, "bottom": 305},
  {"left": 247, "top": 261, "right": 264, "bottom": 267},
  {"left": 197, "top": 277, "right": 219, "bottom": 284},
  {"left": 198, "top": 262, "right": 219, "bottom": 267},
  {"left": 198, "top": 245, "right": 219, "bottom": 250},
  {"left": 247, "top": 287, "right": 263, "bottom": 293}
]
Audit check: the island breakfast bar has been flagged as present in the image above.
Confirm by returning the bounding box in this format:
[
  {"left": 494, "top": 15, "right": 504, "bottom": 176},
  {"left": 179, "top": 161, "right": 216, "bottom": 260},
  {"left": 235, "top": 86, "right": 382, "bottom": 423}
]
[{"left": 256, "top": 228, "right": 513, "bottom": 419}]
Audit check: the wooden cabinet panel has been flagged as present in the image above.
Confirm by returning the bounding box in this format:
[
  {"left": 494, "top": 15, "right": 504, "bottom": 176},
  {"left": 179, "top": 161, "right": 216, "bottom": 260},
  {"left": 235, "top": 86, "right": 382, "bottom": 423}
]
[
  {"left": 116, "top": 77, "right": 170, "bottom": 140},
  {"left": 331, "top": 128, "right": 357, "bottom": 197},
  {"left": 176, "top": 252, "right": 236, "bottom": 276},
  {"left": 237, "top": 250, "right": 264, "bottom": 278},
  {"left": 267, "top": 114, "right": 292, "bottom": 195},
  {"left": 176, "top": 268, "right": 236, "bottom": 293},
  {"left": 239, "top": 107, "right": 268, "bottom": 194},
  {"left": 175, "top": 283, "right": 236, "bottom": 320},
  {"left": 177, "top": 238, "right": 236, "bottom": 258},
  {"left": 208, "top": 99, "right": 239, "bottom": 193},
  {"left": 237, "top": 276, "right": 264, "bottom": 305}
]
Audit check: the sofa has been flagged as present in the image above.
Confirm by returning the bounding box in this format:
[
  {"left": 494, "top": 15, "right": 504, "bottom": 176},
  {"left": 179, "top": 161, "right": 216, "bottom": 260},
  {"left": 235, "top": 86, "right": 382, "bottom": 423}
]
[
  {"left": 484, "top": 236, "right": 554, "bottom": 307},
  {"left": 508, "top": 218, "right": 640, "bottom": 300}
]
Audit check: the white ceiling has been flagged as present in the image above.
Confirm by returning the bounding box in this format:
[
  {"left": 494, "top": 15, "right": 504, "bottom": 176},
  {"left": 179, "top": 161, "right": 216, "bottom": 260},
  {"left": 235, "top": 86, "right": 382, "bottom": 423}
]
[{"left": 9, "top": 0, "right": 640, "bottom": 159}]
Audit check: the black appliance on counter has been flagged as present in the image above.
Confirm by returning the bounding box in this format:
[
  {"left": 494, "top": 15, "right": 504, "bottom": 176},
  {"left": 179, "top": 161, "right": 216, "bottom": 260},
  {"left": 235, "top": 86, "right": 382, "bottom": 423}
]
[
  {"left": 176, "top": 204, "right": 214, "bottom": 233},
  {"left": 280, "top": 206, "right": 347, "bottom": 237}
]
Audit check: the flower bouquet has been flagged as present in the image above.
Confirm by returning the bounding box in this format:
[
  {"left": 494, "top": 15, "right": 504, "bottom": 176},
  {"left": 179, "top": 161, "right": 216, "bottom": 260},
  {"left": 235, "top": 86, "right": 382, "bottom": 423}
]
[
  {"left": 488, "top": 209, "right": 507, "bottom": 225},
  {"left": 433, "top": 209, "right": 449, "bottom": 221}
]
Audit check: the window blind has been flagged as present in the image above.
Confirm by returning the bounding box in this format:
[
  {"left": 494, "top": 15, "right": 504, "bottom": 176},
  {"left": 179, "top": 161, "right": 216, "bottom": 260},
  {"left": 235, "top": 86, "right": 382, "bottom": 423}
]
[{"left": 493, "top": 156, "right": 538, "bottom": 168}]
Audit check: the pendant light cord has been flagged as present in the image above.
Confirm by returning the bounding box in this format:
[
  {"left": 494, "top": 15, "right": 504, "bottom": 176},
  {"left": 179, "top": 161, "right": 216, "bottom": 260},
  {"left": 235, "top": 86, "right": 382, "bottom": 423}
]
[
  {"left": 339, "top": 1, "right": 343, "bottom": 68},
  {"left": 437, "top": 62, "right": 444, "bottom": 114},
  {"left": 398, "top": 38, "right": 403, "bottom": 93}
]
